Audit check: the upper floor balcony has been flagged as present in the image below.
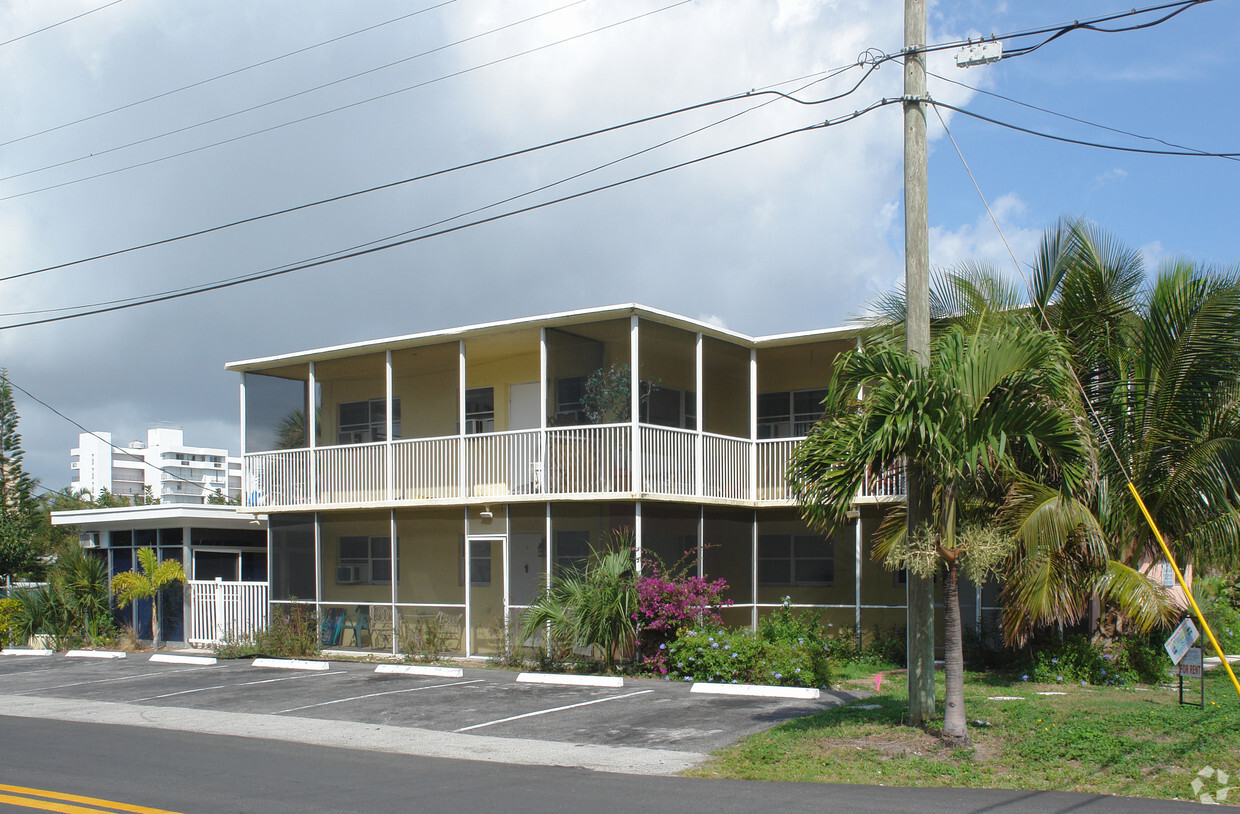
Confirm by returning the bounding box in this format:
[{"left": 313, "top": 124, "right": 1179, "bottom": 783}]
[
  {"left": 242, "top": 423, "right": 905, "bottom": 510},
  {"left": 229, "top": 305, "right": 906, "bottom": 512}
]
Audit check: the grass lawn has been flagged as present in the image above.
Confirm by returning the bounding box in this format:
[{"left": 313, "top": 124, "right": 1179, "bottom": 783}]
[{"left": 688, "top": 666, "right": 1240, "bottom": 805}]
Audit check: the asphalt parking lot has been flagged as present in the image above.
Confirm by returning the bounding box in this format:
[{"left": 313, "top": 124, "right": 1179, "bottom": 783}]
[{"left": 0, "top": 653, "right": 863, "bottom": 765}]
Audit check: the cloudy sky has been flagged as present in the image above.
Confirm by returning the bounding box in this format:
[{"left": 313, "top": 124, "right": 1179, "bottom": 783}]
[{"left": 1, "top": 0, "right": 1236, "bottom": 488}]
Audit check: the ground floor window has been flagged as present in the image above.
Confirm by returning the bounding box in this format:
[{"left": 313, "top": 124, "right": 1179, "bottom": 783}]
[
  {"left": 337, "top": 536, "right": 392, "bottom": 584},
  {"left": 757, "top": 533, "right": 834, "bottom": 586},
  {"left": 468, "top": 539, "right": 492, "bottom": 586}
]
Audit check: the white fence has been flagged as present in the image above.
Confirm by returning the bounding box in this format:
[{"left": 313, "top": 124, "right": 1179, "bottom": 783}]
[
  {"left": 186, "top": 580, "right": 268, "bottom": 646},
  {"left": 243, "top": 426, "right": 906, "bottom": 509}
]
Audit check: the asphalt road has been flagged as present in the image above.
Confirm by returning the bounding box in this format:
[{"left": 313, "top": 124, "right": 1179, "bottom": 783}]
[
  {"left": 0, "top": 652, "right": 1219, "bottom": 812},
  {"left": 0, "top": 715, "right": 1215, "bottom": 814}
]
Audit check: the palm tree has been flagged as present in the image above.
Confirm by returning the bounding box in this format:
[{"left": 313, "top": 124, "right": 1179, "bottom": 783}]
[
  {"left": 519, "top": 535, "right": 637, "bottom": 670},
  {"left": 859, "top": 219, "right": 1240, "bottom": 646},
  {"left": 111, "top": 547, "right": 186, "bottom": 649},
  {"left": 789, "top": 324, "right": 1090, "bottom": 745},
  {"left": 1003, "top": 225, "right": 1240, "bottom": 643}
]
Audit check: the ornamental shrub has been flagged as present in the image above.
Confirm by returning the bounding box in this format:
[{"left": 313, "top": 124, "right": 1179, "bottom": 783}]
[
  {"left": 664, "top": 627, "right": 830, "bottom": 688},
  {"left": 1027, "top": 634, "right": 1170, "bottom": 686},
  {"left": 758, "top": 596, "right": 826, "bottom": 646},
  {"left": 1200, "top": 591, "right": 1240, "bottom": 658},
  {"left": 634, "top": 556, "right": 729, "bottom": 673},
  {"left": 0, "top": 597, "right": 20, "bottom": 648}
]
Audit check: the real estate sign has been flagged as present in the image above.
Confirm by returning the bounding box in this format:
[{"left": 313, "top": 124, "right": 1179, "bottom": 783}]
[
  {"left": 1166, "top": 616, "right": 1201, "bottom": 664},
  {"left": 1178, "top": 647, "right": 1204, "bottom": 678}
]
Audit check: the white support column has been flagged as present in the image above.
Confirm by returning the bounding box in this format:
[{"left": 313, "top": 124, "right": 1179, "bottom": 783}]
[
  {"left": 502, "top": 513, "right": 511, "bottom": 649},
  {"left": 854, "top": 512, "right": 863, "bottom": 651},
  {"left": 239, "top": 374, "right": 247, "bottom": 505},
  {"left": 630, "top": 316, "right": 641, "bottom": 495},
  {"left": 391, "top": 509, "right": 398, "bottom": 656},
  {"left": 308, "top": 362, "right": 317, "bottom": 505},
  {"left": 386, "top": 350, "right": 394, "bottom": 504},
  {"left": 697, "top": 506, "right": 704, "bottom": 580},
  {"left": 695, "top": 332, "right": 704, "bottom": 497},
  {"left": 458, "top": 340, "right": 467, "bottom": 500},
  {"left": 463, "top": 508, "right": 471, "bottom": 657},
  {"left": 545, "top": 502, "right": 552, "bottom": 658},
  {"left": 751, "top": 510, "right": 758, "bottom": 629},
  {"left": 634, "top": 501, "right": 643, "bottom": 576},
  {"left": 749, "top": 350, "right": 758, "bottom": 501},
  {"left": 313, "top": 512, "right": 322, "bottom": 609},
  {"left": 539, "top": 328, "right": 548, "bottom": 495}
]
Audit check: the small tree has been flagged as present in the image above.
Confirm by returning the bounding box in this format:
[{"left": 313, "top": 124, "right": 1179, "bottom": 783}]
[
  {"left": 111, "top": 547, "right": 185, "bottom": 648},
  {"left": 520, "top": 534, "right": 637, "bottom": 669}
]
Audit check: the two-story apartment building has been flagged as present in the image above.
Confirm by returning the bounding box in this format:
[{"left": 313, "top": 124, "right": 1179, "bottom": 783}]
[{"left": 228, "top": 304, "right": 993, "bottom": 657}]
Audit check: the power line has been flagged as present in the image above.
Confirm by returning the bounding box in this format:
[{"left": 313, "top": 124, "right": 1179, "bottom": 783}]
[
  {"left": 0, "top": 1, "right": 459, "bottom": 149},
  {"left": 0, "top": 0, "right": 691, "bottom": 202},
  {"left": 0, "top": 100, "right": 896, "bottom": 331},
  {"left": 927, "top": 69, "right": 1238, "bottom": 162},
  {"left": 929, "top": 100, "right": 1240, "bottom": 158},
  {"left": 1, "top": 1, "right": 1202, "bottom": 203},
  {"left": 0, "top": 0, "right": 593, "bottom": 185},
  {"left": 1, "top": 63, "right": 875, "bottom": 318},
  {"left": 0, "top": 0, "right": 127, "bottom": 49},
  {"left": 1, "top": 63, "right": 874, "bottom": 286}
]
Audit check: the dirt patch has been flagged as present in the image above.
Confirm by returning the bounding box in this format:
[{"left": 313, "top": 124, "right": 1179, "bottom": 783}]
[
  {"left": 818, "top": 728, "right": 1002, "bottom": 764},
  {"left": 818, "top": 729, "right": 946, "bottom": 760}
]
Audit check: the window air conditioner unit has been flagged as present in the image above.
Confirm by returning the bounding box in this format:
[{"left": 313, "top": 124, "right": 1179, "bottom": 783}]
[
  {"left": 79, "top": 532, "right": 100, "bottom": 549},
  {"left": 336, "top": 565, "right": 364, "bottom": 584}
]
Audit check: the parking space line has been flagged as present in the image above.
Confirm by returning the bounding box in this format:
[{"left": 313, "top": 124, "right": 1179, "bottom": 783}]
[
  {"left": 0, "top": 666, "right": 61, "bottom": 678},
  {"left": 453, "top": 689, "right": 654, "bottom": 733},
  {"left": 131, "top": 670, "right": 348, "bottom": 702},
  {"left": 276, "top": 679, "right": 484, "bottom": 714},
  {"left": 16, "top": 667, "right": 215, "bottom": 694}
]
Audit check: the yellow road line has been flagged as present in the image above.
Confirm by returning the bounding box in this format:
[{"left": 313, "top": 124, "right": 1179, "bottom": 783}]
[{"left": 0, "top": 785, "right": 183, "bottom": 814}]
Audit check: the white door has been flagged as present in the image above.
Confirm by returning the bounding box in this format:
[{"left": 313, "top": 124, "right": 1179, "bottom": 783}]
[{"left": 508, "top": 382, "right": 540, "bottom": 430}]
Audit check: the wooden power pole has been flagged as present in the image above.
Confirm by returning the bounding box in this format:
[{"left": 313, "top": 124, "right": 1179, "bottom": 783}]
[{"left": 903, "top": 0, "right": 937, "bottom": 725}]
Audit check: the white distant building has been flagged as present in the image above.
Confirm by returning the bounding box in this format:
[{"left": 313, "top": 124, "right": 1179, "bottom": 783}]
[{"left": 70, "top": 427, "right": 242, "bottom": 505}]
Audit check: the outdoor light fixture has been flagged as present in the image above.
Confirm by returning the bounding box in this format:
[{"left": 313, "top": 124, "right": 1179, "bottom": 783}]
[{"left": 480, "top": 506, "right": 493, "bottom": 520}]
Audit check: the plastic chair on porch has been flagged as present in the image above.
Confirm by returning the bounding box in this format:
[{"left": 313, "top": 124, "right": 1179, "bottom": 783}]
[
  {"left": 319, "top": 608, "right": 345, "bottom": 647},
  {"left": 340, "top": 606, "right": 370, "bottom": 648}
]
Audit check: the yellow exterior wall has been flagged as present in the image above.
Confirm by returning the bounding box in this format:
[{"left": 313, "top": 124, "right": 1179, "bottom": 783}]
[
  {"left": 757, "top": 340, "right": 851, "bottom": 393},
  {"left": 320, "top": 511, "right": 392, "bottom": 604},
  {"left": 466, "top": 350, "right": 540, "bottom": 432},
  {"left": 395, "top": 508, "right": 466, "bottom": 605}
]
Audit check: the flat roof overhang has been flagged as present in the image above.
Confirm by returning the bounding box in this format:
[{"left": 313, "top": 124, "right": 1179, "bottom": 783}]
[{"left": 224, "top": 302, "right": 860, "bottom": 373}]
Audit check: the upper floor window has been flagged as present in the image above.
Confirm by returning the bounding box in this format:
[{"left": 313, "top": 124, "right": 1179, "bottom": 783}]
[
  {"left": 465, "top": 387, "right": 494, "bottom": 434},
  {"left": 554, "top": 377, "right": 586, "bottom": 425},
  {"left": 338, "top": 398, "right": 400, "bottom": 444},
  {"left": 757, "top": 533, "right": 834, "bottom": 586},
  {"left": 641, "top": 386, "right": 696, "bottom": 430},
  {"left": 758, "top": 389, "right": 826, "bottom": 439}
]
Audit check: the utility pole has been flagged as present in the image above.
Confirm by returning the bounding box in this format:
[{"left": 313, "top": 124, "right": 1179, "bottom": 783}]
[{"left": 903, "top": 0, "right": 936, "bottom": 726}]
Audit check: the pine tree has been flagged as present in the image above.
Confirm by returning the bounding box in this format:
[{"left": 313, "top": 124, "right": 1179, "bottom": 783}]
[{"left": 0, "top": 370, "right": 37, "bottom": 578}]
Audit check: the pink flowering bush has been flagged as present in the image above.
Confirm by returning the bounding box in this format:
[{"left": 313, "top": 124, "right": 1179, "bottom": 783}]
[{"left": 634, "top": 560, "right": 730, "bottom": 675}]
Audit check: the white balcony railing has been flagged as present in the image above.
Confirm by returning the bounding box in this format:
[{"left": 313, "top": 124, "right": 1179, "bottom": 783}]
[{"left": 243, "top": 426, "right": 905, "bottom": 509}]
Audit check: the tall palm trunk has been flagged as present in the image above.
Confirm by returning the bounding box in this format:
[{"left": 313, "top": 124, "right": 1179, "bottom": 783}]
[
  {"left": 941, "top": 560, "right": 969, "bottom": 745},
  {"left": 151, "top": 596, "right": 161, "bottom": 650}
]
